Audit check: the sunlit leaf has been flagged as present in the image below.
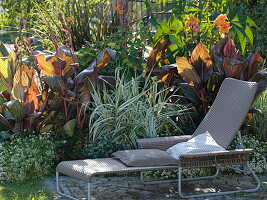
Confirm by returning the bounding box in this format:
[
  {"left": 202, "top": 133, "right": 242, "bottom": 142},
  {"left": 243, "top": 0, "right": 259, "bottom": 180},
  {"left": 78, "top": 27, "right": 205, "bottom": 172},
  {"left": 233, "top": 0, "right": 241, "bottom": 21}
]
[
  {"left": 176, "top": 57, "right": 200, "bottom": 86},
  {"left": 244, "top": 25, "right": 253, "bottom": 45},
  {"left": 36, "top": 54, "right": 58, "bottom": 76},
  {"left": 190, "top": 43, "right": 213, "bottom": 82},
  {"left": 56, "top": 46, "right": 75, "bottom": 76},
  {"left": 63, "top": 119, "right": 76, "bottom": 137},
  {"left": 232, "top": 22, "right": 247, "bottom": 54},
  {"left": 96, "top": 48, "right": 116, "bottom": 70},
  {"left": 24, "top": 88, "right": 40, "bottom": 115},
  {"left": 11, "top": 65, "right": 29, "bottom": 101},
  {"left": 27, "top": 69, "right": 40, "bottom": 94},
  {"left": 0, "top": 75, "right": 8, "bottom": 92},
  {"left": 3, "top": 100, "right": 25, "bottom": 121},
  {"left": 0, "top": 57, "right": 9, "bottom": 79},
  {"left": 146, "top": 39, "right": 171, "bottom": 71}
]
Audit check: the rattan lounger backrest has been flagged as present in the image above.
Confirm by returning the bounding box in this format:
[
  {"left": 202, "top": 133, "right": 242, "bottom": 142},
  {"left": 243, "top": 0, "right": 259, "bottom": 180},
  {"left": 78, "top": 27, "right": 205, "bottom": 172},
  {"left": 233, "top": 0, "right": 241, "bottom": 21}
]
[{"left": 192, "top": 78, "right": 257, "bottom": 149}]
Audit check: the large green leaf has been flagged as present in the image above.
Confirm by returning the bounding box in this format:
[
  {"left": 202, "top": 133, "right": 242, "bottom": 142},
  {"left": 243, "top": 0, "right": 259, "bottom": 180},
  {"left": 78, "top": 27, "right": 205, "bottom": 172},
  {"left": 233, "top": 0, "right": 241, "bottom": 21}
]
[
  {"left": 244, "top": 25, "right": 253, "bottom": 45},
  {"left": 42, "top": 75, "right": 66, "bottom": 92},
  {"left": 179, "top": 83, "right": 200, "bottom": 103},
  {"left": 3, "top": 100, "right": 25, "bottom": 121},
  {"left": 0, "top": 42, "right": 9, "bottom": 57},
  {"left": 63, "top": 119, "right": 76, "bottom": 137},
  {"left": 232, "top": 22, "right": 247, "bottom": 54}
]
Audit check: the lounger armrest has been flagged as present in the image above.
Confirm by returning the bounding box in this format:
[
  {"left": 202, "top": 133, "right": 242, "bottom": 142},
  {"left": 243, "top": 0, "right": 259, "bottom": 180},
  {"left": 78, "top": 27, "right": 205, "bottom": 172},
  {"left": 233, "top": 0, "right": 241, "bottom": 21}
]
[
  {"left": 136, "top": 135, "right": 192, "bottom": 151},
  {"left": 179, "top": 149, "right": 254, "bottom": 168}
]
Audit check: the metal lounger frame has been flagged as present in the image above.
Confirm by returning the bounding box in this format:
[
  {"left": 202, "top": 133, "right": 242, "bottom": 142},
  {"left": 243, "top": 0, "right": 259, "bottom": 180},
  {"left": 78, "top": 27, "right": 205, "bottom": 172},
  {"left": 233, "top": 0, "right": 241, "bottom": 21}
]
[{"left": 56, "top": 161, "right": 260, "bottom": 200}]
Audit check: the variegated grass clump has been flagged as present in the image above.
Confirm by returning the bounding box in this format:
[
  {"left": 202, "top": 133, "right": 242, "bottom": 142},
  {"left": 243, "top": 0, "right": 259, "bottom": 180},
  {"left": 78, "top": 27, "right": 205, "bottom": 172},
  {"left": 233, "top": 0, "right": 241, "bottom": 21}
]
[
  {"left": 87, "top": 71, "right": 189, "bottom": 148},
  {"left": 0, "top": 135, "right": 57, "bottom": 183}
]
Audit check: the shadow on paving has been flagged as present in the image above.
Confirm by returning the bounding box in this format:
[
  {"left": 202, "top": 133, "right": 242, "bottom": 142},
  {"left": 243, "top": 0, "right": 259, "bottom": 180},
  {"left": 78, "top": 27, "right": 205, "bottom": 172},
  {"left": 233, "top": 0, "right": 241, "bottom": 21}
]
[{"left": 44, "top": 174, "right": 267, "bottom": 200}]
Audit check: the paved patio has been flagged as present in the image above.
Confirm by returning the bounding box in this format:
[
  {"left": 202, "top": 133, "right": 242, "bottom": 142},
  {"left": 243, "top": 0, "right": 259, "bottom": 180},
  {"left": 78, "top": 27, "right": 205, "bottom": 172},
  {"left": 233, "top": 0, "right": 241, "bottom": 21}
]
[{"left": 44, "top": 173, "right": 267, "bottom": 200}]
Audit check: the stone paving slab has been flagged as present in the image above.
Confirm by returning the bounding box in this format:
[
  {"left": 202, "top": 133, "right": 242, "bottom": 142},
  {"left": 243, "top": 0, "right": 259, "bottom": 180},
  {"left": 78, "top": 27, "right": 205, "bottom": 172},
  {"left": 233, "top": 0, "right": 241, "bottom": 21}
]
[{"left": 44, "top": 174, "right": 267, "bottom": 200}]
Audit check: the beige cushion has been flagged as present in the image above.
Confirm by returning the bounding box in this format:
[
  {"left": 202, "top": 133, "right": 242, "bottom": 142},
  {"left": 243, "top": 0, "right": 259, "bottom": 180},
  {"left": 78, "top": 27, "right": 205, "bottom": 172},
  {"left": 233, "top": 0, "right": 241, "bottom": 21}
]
[{"left": 112, "top": 149, "right": 178, "bottom": 167}]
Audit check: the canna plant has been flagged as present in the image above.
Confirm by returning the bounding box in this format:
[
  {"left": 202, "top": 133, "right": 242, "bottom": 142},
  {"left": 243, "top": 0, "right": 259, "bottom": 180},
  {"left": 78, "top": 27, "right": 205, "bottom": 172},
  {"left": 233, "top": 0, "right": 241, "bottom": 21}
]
[
  {"left": 0, "top": 19, "right": 116, "bottom": 138},
  {"left": 0, "top": 45, "right": 49, "bottom": 135},
  {"left": 146, "top": 14, "right": 267, "bottom": 119}
]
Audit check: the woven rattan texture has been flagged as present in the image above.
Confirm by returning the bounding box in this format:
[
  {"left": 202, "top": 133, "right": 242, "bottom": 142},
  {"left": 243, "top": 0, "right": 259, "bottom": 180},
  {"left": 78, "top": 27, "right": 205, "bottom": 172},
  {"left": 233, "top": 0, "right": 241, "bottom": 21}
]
[
  {"left": 179, "top": 149, "right": 253, "bottom": 168},
  {"left": 192, "top": 78, "right": 257, "bottom": 149},
  {"left": 56, "top": 158, "right": 178, "bottom": 182},
  {"left": 136, "top": 135, "right": 192, "bottom": 151}
]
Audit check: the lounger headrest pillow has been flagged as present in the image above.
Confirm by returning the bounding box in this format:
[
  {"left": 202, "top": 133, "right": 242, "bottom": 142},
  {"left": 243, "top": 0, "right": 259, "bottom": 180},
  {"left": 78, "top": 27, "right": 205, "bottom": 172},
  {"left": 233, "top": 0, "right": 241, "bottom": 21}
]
[{"left": 112, "top": 149, "right": 178, "bottom": 167}]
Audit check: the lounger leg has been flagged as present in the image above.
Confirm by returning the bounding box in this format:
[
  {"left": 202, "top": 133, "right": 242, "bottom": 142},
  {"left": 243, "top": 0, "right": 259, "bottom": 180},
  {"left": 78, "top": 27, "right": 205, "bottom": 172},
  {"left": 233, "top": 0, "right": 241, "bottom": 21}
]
[
  {"left": 56, "top": 172, "right": 92, "bottom": 200},
  {"left": 88, "top": 183, "right": 91, "bottom": 200},
  {"left": 178, "top": 163, "right": 260, "bottom": 198}
]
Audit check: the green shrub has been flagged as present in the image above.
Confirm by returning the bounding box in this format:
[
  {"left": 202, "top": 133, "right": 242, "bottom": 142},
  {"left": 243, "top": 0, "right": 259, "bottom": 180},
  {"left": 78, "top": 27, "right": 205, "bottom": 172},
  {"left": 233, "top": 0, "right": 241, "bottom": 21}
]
[
  {"left": 77, "top": 27, "right": 148, "bottom": 78},
  {"left": 230, "top": 134, "right": 267, "bottom": 173},
  {"left": 251, "top": 90, "right": 267, "bottom": 141},
  {"left": 0, "top": 135, "right": 57, "bottom": 183},
  {"left": 88, "top": 139, "right": 130, "bottom": 159},
  {"left": 241, "top": 0, "right": 267, "bottom": 59}
]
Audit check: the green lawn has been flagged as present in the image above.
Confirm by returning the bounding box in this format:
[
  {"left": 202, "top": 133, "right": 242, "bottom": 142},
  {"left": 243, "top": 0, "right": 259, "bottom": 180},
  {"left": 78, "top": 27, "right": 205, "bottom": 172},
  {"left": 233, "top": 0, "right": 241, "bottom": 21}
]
[{"left": 0, "top": 179, "right": 55, "bottom": 200}]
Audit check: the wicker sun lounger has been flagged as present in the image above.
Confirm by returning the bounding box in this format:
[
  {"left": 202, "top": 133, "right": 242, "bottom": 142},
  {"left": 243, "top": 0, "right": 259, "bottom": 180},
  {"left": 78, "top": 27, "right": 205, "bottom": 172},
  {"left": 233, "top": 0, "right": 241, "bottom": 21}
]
[{"left": 56, "top": 78, "right": 260, "bottom": 199}]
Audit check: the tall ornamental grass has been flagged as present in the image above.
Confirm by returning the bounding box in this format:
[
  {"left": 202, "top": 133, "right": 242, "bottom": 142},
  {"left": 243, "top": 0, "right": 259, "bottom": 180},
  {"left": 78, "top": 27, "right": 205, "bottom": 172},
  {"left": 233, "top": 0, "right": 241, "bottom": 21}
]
[{"left": 87, "top": 71, "right": 189, "bottom": 148}]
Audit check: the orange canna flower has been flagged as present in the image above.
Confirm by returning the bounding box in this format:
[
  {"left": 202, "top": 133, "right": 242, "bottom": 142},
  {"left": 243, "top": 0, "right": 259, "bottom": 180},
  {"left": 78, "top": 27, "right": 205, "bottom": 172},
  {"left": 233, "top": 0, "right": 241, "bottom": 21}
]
[
  {"left": 218, "top": 21, "right": 231, "bottom": 36},
  {"left": 66, "top": 17, "right": 73, "bottom": 23},
  {"left": 185, "top": 16, "right": 200, "bottom": 32},
  {"left": 112, "top": 1, "right": 123, "bottom": 15},
  {"left": 255, "top": 53, "right": 263, "bottom": 62},
  {"left": 213, "top": 14, "right": 231, "bottom": 37},
  {"left": 213, "top": 14, "right": 228, "bottom": 27}
]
